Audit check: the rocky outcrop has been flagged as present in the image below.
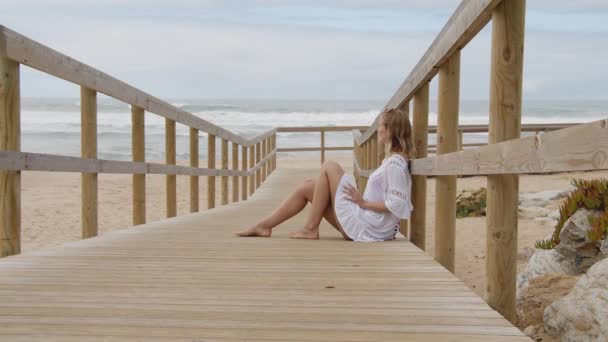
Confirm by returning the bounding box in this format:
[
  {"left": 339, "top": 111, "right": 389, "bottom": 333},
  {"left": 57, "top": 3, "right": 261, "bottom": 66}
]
[
  {"left": 544, "top": 258, "right": 608, "bottom": 342},
  {"left": 517, "top": 249, "right": 580, "bottom": 296},
  {"left": 556, "top": 208, "right": 605, "bottom": 273},
  {"left": 516, "top": 274, "right": 578, "bottom": 330}
]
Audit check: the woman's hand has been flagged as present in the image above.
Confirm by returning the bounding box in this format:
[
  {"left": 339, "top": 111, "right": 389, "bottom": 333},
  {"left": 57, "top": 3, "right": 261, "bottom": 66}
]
[{"left": 344, "top": 184, "right": 365, "bottom": 207}]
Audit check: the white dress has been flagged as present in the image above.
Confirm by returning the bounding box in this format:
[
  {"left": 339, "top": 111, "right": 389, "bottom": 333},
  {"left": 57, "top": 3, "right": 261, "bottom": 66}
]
[{"left": 334, "top": 154, "right": 413, "bottom": 242}]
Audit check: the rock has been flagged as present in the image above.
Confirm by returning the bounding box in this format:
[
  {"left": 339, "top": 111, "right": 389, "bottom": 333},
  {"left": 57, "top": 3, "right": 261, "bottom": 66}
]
[
  {"left": 518, "top": 246, "right": 535, "bottom": 263},
  {"left": 602, "top": 239, "right": 608, "bottom": 257},
  {"left": 544, "top": 258, "right": 608, "bottom": 341},
  {"left": 556, "top": 208, "right": 605, "bottom": 273},
  {"left": 517, "top": 249, "right": 580, "bottom": 296},
  {"left": 519, "top": 206, "right": 552, "bottom": 219},
  {"left": 516, "top": 274, "right": 578, "bottom": 330}
]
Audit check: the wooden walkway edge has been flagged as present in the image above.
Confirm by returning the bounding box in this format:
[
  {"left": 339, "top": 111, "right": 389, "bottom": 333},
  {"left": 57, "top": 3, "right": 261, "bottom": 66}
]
[{"left": 0, "top": 167, "right": 528, "bottom": 341}]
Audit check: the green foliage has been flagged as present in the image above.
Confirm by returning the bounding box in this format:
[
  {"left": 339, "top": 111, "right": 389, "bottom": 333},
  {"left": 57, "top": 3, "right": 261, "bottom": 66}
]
[
  {"left": 535, "top": 178, "right": 608, "bottom": 249},
  {"left": 456, "top": 188, "right": 487, "bottom": 218}
]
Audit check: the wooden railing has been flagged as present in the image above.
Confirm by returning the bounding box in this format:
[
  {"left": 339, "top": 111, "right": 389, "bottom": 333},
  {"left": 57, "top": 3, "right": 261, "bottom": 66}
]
[
  {"left": 277, "top": 123, "right": 578, "bottom": 163},
  {"left": 0, "top": 25, "right": 277, "bottom": 258},
  {"left": 350, "top": 0, "right": 608, "bottom": 325}
]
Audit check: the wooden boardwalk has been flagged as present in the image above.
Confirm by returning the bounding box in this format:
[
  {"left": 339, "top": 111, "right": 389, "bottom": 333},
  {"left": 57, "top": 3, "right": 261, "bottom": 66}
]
[{"left": 0, "top": 166, "right": 528, "bottom": 341}]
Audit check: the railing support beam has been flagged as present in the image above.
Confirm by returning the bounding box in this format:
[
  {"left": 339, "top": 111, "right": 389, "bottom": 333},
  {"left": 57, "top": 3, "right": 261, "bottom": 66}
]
[
  {"left": 434, "top": 50, "right": 460, "bottom": 273},
  {"left": 486, "top": 0, "right": 526, "bottom": 324},
  {"left": 165, "top": 119, "right": 177, "bottom": 217},
  {"left": 132, "top": 106, "right": 146, "bottom": 225},
  {"left": 81, "top": 86, "right": 98, "bottom": 239},
  {"left": 0, "top": 57, "right": 20, "bottom": 257},
  {"left": 190, "top": 128, "right": 199, "bottom": 213},
  {"left": 411, "top": 82, "right": 429, "bottom": 250},
  {"left": 207, "top": 134, "right": 216, "bottom": 209}
]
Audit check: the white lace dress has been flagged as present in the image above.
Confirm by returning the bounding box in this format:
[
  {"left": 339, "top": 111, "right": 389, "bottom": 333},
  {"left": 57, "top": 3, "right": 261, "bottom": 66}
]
[{"left": 334, "top": 154, "right": 413, "bottom": 242}]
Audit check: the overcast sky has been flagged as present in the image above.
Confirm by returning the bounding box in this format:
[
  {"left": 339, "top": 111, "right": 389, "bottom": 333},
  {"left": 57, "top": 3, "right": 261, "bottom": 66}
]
[{"left": 2, "top": 0, "right": 608, "bottom": 101}]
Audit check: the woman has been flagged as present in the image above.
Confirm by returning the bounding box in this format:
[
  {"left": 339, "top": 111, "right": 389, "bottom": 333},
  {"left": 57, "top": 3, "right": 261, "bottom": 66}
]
[{"left": 235, "top": 108, "right": 414, "bottom": 242}]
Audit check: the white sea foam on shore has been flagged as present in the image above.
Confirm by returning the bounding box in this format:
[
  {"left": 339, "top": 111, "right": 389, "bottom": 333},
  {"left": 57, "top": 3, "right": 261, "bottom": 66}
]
[{"left": 20, "top": 98, "right": 607, "bottom": 161}]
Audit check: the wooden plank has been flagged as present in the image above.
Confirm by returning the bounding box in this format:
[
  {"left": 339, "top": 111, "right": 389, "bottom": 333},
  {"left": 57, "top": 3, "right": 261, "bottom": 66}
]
[
  {"left": 410, "top": 83, "right": 429, "bottom": 250},
  {"left": 255, "top": 142, "right": 261, "bottom": 189},
  {"left": 80, "top": 86, "right": 98, "bottom": 239},
  {"left": 189, "top": 128, "right": 199, "bottom": 213},
  {"left": 0, "top": 56, "right": 20, "bottom": 257},
  {"left": 207, "top": 134, "right": 216, "bottom": 209},
  {"left": 232, "top": 142, "right": 239, "bottom": 203},
  {"left": 434, "top": 50, "right": 460, "bottom": 273},
  {"left": 485, "top": 0, "right": 526, "bottom": 325},
  {"left": 321, "top": 130, "right": 326, "bottom": 164},
  {"left": 249, "top": 145, "right": 254, "bottom": 196},
  {"left": 132, "top": 106, "right": 146, "bottom": 225},
  {"left": 241, "top": 146, "right": 248, "bottom": 201},
  {"left": 0, "top": 167, "right": 525, "bottom": 341},
  {"left": 261, "top": 138, "right": 267, "bottom": 183},
  {"left": 221, "top": 138, "right": 229, "bottom": 205},
  {"left": 277, "top": 147, "right": 351, "bottom": 152},
  {"left": 0, "top": 26, "right": 247, "bottom": 146},
  {"left": 411, "top": 119, "right": 608, "bottom": 176},
  {"left": 165, "top": 119, "right": 176, "bottom": 218},
  {"left": 277, "top": 126, "right": 368, "bottom": 133}
]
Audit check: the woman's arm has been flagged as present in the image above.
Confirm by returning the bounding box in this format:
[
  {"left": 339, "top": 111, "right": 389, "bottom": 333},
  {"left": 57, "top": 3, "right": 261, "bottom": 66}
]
[{"left": 343, "top": 184, "right": 389, "bottom": 213}]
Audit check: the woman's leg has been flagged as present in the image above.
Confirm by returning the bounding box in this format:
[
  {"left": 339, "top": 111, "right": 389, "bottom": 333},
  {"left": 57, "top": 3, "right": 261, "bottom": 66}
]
[
  {"left": 289, "top": 161, "right": 346, "bottom": 239},
  {"left": 235, "top": 178, "right": 314, "bottom": 237}
]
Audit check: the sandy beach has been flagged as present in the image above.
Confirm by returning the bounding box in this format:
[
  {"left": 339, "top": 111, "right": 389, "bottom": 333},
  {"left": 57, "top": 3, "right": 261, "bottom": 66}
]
[{"left": 19, "top": 152, "right": 603, "bottom": 298}]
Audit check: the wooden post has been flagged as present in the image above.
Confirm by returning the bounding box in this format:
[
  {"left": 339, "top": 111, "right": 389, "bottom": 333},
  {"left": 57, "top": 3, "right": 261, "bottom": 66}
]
[
  {"left": 458, "top": 130, "right": 463, "bottom": 150},
  {"left": 486, "top": 0, "right": 526, "bottom": 324},
  {"left": 272, "top": 134, "right": 277, "bottom": 171},
  {"left": 132, "top": 106, "right": 146, "bottom": 225},
  {"left": 370, "top": 133, "right": 378, "bottom": 168},
  {"left": 397, "top": 102, "right": 411, "bottom": 239},
  {"left": 249, "top": 144, "right": 255, "bottom": 196},
  {"left": 0, "top": 58, "right": 20, "bottom": 257},
  {"left": 242, "top": 145, "right": 248, "bottom": 201},
  {"left": 165, "top": 119, "right": 177, "bottom": 218},
  {"left": 353, "top": 138, "right": 359, "bottom": 190},
  {"left": 434, "top": 50, "right": 460, "bottom": 273},
  {"left": 221, "top": 138, "right": 228, "bottom": 205},
  {"left": 189, "top": 128, "right": 199, "bottom": 213},
  {"left": 321, "top": 130, "right": 326, "bottom": 165},
  {"left": 261, "top": 138, "right": 267, "bottom": 183},
  {"left": 411, "top": 82, "right": 430, "bottom": 250},
  {"left": 207, "top": 134, "right": 216, "bottom": 209},
  {"left": 255, "top": 142, "right": 261, "bottom": 189},
  {"left": 81, "top": 86, "right": 98, "bottom": 239},
  {"left": 232, "top": 142, "right": 239, "bottom": 203}
]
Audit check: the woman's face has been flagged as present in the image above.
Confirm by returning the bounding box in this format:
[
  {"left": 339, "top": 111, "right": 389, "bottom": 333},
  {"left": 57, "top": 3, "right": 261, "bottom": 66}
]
[{"left": 378, "top": 117, "right": 389, "bottom": 145}]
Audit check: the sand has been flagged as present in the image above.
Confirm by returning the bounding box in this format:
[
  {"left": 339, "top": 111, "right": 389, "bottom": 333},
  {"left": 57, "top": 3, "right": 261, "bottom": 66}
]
[{"left": 18, "top": 152, "right": 606, "bottom": 298}]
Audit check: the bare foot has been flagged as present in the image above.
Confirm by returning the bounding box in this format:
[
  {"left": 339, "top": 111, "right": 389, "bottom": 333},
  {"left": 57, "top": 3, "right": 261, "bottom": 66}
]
[
  {"left": 235, "top": 225, "right": 272, "bottom": 237},
  {"left": 288, "top": 229, "right": 319, "bottom": 240}
]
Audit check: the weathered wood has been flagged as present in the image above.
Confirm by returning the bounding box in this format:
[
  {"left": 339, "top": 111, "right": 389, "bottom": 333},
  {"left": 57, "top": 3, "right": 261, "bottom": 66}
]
[
  {"left": 261, "top": 138, "right": 267, "bottom": 183},
  {"left": 165, "top": 119, "right": 177, "bottom": 218},
  {"left": 0, "top": 26, "right": 246, "bottom": 146},
  {"left": 232, "top": 142, "right": 239, "bottom": 203},
  {"left": 0, "top": 166, "right": 526, "bottom": 341},
  {"left": 256, "top": 142, "right": 261, "bottom": 189},
  {"left": 485, "top": 0, "right": 526, "bottom": 325},
  {"left": 249, "top": 144, "right": 254, "bottom": 196},
  {"left": 207, "top": 134, "right": 216, "bottom": 209},
  {"left": 370, "top": 133, "right": 377, "bottom": 168},
  {"left": 321, "top": 130, "right": 326, "bottom": 165},
  {"left": 272, "top": 134, "right": 277, "bottom": 172},
  {"left": 411, "top": 82, "right": 429, "bottom": 250},
  {"left": 278, "top": 147, "right": 351, "bottom": 152},
  {"left": 434, "top": 50, "right": 460, "bottom": 273},
  {"left": 189, "top": 128, "right": 199, "bottom": 213},
  {"left": 398, "top": 102, "right": 411, "bottom": 239},
  {"left": 0, "top": 57, "right": 20, "bottom": 257},
  {"left": 241, "top": 146, "right": 248, "bottom": 201},
  {"left": 80, "top": 86, "right": 98, "bottom": 239},
  {"left": 132, "top": 106, "right": 146, "bottom": 225},
  {"left": 277, "top": 126, "right": 368, "bottom": 133},
  {"left": 221, "top": 139, "right": 228, "bottom": 205}
]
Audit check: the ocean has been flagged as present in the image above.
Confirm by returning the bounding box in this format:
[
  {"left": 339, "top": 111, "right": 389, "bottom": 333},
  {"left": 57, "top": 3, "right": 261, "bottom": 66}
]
[{"left": 20, "top": 98, "right": 607, "bottom": 161}]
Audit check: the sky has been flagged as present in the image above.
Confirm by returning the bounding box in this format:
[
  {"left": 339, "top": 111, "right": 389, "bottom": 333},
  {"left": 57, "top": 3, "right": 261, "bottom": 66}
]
[{"left": 2, "top": 0, "right": 608, "bottom": 101}]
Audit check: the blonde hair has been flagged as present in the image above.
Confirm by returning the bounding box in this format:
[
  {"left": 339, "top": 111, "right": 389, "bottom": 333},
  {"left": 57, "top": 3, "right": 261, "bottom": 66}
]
[{"left": 380, "top": 108, "right": 415, "bottom": 160}]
